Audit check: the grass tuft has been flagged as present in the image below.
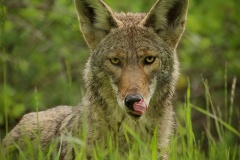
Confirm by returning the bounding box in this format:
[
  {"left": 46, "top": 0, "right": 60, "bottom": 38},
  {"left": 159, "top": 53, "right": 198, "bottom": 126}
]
[{"left": 1, "top": 80, "right": 239, "bottom": 160}]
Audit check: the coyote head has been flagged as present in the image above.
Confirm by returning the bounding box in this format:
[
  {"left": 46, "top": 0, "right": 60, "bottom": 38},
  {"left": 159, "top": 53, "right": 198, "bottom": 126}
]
[{"left": 74, "top": 0, "right": 188, "bottom": 119}]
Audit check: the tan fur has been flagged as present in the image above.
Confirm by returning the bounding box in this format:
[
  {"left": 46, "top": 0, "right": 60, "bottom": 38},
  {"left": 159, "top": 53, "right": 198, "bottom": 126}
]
[{"left": 2, "top": 0, "right": 189, "bottom": 159}]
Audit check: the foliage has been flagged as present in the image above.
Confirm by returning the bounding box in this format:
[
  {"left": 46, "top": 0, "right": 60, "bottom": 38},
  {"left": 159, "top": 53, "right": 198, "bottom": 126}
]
[{"left": 177, "top": 0, "right": 240, "bottom": 144}]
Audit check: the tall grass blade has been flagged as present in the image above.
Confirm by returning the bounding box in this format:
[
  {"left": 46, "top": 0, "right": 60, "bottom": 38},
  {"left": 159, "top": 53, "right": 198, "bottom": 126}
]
[
  {"left": 202, "top": 78, "right": 223, "bottom": 141},
  {"left": 229, "top": 77, "right": 236, "bottom": 124},
  {"left": 191, "top": 104, "right": 240, "bottom": 137},
  {"left": 185, "top": 80, "right": 195, "bottom": 158},
  {"left": 224, "top": 63, "right": 228, "bottom": 120},
  {"left": 65, "top": 58, "right": 73, "bottom": 104}
]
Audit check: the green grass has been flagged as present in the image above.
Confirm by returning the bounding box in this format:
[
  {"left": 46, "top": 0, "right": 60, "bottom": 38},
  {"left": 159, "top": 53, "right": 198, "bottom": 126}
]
[
  {"left": 1, "top": 80, "right": 239, "bottom": 160},
  {"left": 169, "top": 80, "right": 239, "bottom": 160}
]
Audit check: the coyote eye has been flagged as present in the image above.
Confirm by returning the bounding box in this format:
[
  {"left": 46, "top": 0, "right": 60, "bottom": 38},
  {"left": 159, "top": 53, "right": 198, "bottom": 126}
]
[
  {"left": 144, "top": 56, "right": 156, "bottom": 65},
  {"left": 110, "top": 58, "right": 120, "bottom": 65}
]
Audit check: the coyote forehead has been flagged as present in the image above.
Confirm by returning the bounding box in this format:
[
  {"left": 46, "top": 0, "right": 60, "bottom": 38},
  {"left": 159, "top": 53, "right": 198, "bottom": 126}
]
[{"left": 114, "top": 13, "right": 146, "bottom": 26}]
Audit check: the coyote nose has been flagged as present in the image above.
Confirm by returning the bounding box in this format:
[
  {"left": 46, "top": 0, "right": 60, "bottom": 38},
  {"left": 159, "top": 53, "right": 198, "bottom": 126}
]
[{"left": 124, "top": 94, "right": 142, "bottom": 110}]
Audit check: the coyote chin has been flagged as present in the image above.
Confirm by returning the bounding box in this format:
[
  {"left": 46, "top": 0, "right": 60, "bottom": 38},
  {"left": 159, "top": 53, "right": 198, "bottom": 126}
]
[{"left": 2, "top": 0, "right": 189, "bottom": 159}]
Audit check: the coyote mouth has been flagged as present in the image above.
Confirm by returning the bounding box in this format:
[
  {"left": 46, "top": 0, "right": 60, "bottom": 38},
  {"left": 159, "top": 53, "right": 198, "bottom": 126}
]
[
  {"left": 133, "top": 99, "right": 147, "bottom": 114},
  {"left": 126, "top": 98, "right": 148, "bottom": 118}
]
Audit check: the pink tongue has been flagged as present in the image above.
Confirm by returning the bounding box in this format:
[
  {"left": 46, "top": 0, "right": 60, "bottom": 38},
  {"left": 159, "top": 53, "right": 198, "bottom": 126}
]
[{"left": 133, "top": 99, "right": 147, "bottom": 115}]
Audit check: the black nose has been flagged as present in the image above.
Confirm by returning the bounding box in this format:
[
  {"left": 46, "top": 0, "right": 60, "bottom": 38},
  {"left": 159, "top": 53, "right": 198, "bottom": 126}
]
[{"left": 124, "top": 94, "right": 142, "bottom": 110}]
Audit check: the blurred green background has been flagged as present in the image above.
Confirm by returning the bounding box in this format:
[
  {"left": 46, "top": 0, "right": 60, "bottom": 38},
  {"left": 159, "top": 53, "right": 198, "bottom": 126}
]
[{"left": 0, "top": 0, "right": 239, "bottom": 148}]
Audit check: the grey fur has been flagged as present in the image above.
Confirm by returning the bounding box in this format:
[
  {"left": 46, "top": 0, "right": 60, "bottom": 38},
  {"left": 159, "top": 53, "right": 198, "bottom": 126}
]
[{"left": 2, "top": 0, "right": 189, "bottom": 159}]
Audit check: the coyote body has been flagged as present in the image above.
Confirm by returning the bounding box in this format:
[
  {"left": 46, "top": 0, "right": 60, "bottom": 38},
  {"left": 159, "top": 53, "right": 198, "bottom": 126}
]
[{"left": 2, "top": 0, "right": 189, "bottom": 159}]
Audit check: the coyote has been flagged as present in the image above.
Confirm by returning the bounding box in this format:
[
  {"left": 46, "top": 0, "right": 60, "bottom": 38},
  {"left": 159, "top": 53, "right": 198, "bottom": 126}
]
[{"left": 2, "top": 0, "right": 189, "bottom": 159}]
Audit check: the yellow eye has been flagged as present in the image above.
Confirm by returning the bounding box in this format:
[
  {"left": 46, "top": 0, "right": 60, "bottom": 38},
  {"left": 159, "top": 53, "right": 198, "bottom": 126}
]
[
  {"left": 144, "top": 56, "right": 156, "bottom": 65},
  {"left": 110, "top": 58, "right": 120, "bottom": 65}
]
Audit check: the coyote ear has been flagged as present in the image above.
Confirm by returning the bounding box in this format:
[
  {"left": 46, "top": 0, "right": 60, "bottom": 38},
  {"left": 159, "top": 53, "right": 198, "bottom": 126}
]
[
  {"left": 141, "top": 0, "right": 189, "bottom": 49},
  {"left": 74, "top": 0, "right": 121, "bottom": 50}
]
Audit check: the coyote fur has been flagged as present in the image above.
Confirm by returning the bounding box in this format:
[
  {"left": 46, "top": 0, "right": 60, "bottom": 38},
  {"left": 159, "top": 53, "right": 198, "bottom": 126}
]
[{"left": 2, "top": 0, "right": 189, "bottom": 159}]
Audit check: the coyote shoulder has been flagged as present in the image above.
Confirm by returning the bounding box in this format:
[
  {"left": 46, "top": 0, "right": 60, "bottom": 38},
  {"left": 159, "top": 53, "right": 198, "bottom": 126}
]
[{"left": 2, "top": 0, "right": 189, "bottom": 159}]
